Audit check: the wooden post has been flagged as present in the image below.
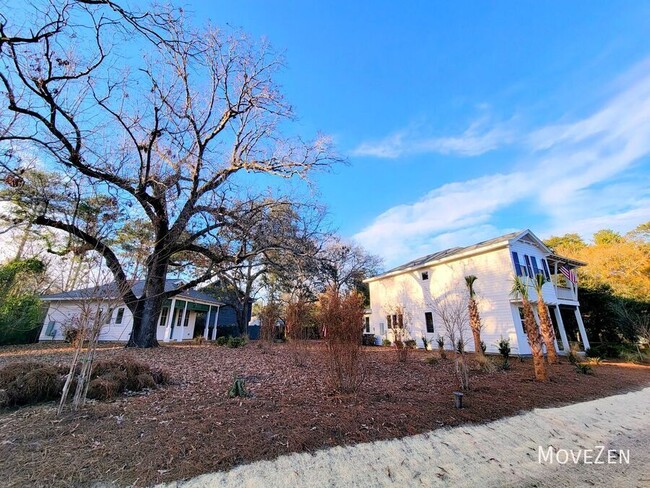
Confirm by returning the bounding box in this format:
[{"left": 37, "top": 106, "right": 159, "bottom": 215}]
[
  {"left": 178, "top": 300, "right": 188, "bottom": 342},
  {"left": 163, "top": 298, "right": 176, "bottom": 343},
  {"left": 574, "top": 307, "right": 590, "bottom": 350},
  {"left": 204, "top": 305, "right": 211, "bottom": 339},
  {"left": 212, "top": 305, "right": 220, "bottom": 340},
  {"left": 553, "top": 306, "right": 570, "bottom": 353}
]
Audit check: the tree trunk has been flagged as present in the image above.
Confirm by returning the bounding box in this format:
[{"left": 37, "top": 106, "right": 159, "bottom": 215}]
[
  {"left": 468, "top": 298, "right": 483, "bottom": 355},
  {"left": 537, "top": 299, "right": 558, "bottom": 364},
  {"left": 126, "top": 257, "right": 168, "bottom": 348},
  {"left": 522, "top": 300, "right": 548, "bottom": 381}
]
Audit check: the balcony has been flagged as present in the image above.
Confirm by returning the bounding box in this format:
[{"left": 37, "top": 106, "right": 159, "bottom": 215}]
[{"left": 556, "top": 286, "right": 577, "bottom": 302}]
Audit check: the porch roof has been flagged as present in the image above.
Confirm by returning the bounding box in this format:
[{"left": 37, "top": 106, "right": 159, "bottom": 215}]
[{"left": 546, "top": 254, "right": 586, "bottom": 268}]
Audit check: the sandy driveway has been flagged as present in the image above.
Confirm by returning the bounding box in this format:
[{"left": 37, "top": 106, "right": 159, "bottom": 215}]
[{"left": 162, "top": 387, "right": 650, "bottom": 487}]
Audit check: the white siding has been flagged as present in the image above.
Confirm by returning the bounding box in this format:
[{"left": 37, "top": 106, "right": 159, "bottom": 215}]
[
  {"left": 39, "top": 301, "right": 198, "bottom": 342},
  {"left": 39, "top": 300, "right": 133, "bottom": 342},
  {"left": 368, "top": 246, "right": 521, "bottom": 353}
]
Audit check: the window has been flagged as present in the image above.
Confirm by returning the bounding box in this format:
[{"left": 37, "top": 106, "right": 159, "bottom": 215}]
[
  {"left": 424, "top": 312, "right": 434, "bottom": 333},
  {"left": 115, "top": 307, "right": 125, "bottom": 325},
  {"left": 531, "top": 256, "right": 541, "bottom": 277},
  {"left": 364, "top": 317, "right": 370, "bottom": 333},
  {"left": 386, "top": 315, "right": 392, "bottom": 329},
  {"left": 524, "top": 255, "right": 534, "bottom": 278},
  {"left": 183, "top": 311, "right": 191, "bottom": 327},
  {"left": 421, "top": 271, "right": 429, "bottom": 280},
  {"left": 158, "top": 307, "right": 169, "bottom": 327},
  {"left": 512, "top": 252, "right": 537, "bottom": 278}
]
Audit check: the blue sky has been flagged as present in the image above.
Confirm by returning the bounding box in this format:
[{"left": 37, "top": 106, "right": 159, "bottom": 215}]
[{"left": 197, "top": 1, "right": 650, "bottom": 267}]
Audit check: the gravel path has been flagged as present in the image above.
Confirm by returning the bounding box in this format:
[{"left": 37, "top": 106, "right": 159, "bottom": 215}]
[{"left": 161, "top": 386, "right": 650, "bottom": 487}]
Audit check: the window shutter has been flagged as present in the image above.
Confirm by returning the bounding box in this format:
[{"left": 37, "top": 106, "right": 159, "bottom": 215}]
[
  {"left": 512, "top": 252, "right": 523, "bottom": 276},
  {"left": 542, "top": 259, "right": 551, "bottom": 280}
]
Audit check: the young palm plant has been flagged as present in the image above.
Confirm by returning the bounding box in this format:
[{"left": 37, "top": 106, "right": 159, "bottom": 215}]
[
  {"left": 511, "top": 276, "right": 549, "bottom": 381},
  {"left": 533, "top": 273, "right": 558, "bottom": 364},
  {"left": 464, "top": 275, "right": 484, "bottom": 355}
]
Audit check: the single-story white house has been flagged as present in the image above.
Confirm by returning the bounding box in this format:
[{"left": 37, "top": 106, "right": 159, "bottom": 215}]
[
  {"left": 363, "top": 229, "right": 590, "bottom": 355},
  {"left": 39, "top": 279, "right": 223, "bottom": 342}
]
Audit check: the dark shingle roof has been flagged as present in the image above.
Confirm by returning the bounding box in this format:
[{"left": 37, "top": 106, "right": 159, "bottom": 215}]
[
  {"left": 372, "top": 230, "right": 524, "bottom": 280},
  {"left": 42, "top": 279, "right": 222, "bottom": 305}
]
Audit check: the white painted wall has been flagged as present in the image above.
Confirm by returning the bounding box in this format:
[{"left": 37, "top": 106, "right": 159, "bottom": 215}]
[
  {"left": 368, "top": 246, "right": 520, "bottom": 353},
  {"left": 40, "top": 301, "right": 199, "bottom": 342},
  {"left": 39, "top": 300, "right": 133, "bottom": 342}
]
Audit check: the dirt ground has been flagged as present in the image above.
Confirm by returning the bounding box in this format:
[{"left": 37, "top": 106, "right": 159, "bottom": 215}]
[{"left": 0, "top": 341, "right": 649, "bottom": 487}]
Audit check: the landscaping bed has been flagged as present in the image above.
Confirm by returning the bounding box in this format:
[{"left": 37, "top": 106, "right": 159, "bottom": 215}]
[{"left": 0, "top": 341, "right": 648, "bottom": 487}]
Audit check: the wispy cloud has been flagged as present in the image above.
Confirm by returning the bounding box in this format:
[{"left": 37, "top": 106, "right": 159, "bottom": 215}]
[
  {"left": 352, "top": 118, "right": 516, "bottom": 158},
  {"left": 354, "top": 62, "right": 650, "bottom": 266}
]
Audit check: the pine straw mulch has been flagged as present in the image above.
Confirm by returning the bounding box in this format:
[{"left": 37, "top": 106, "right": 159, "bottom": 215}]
[{"left": 0, "top": 341, "right": 649, "bottom": 487}]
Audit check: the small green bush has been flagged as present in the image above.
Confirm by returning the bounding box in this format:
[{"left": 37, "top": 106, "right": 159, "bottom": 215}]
[
  {"left": 215, "top": 336, "right": 228, "bottom": 346},
  {"left": 227, "top": 336, "right": 246, "bottom": 348},
  {"left": 421, "top": 336, "right": 429, "bottom": 350},
  {"left": 575, "top": 363, "right": 593, "bottom": 375},
  {"left": 497, "top": 337, "right": 511, "bottom": 362},
  {"left": 362, "top": 334, "right": 377, "bottom": 346},
  {"left": 227, "top": 377, "right": 248, "bottom": 398},
  {"left": 382, "top": 339, "right": 391, "bottom": 347}
]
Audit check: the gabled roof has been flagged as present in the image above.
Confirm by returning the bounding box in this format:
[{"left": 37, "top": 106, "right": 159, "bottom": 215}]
[
  {"left": 42, "top": 279, "right": 223, "bottom": 306},
  {"left": 366, "top": 229, "right": 545, "bottom": 282}
]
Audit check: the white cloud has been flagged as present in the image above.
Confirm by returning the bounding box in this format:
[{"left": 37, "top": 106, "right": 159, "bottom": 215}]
[
  {"left": 352, "top": 118, "right": 516, "bottom": 158},
  {"left": 354, "top": 62, "right": 650, "bottom": 266}
]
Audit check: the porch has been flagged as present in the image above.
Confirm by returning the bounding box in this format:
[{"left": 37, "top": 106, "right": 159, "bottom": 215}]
[
  {"left": 157, "top": 296, "right": 222, "bottom": 342},
  {"left": 513, "top": 302, "right": 590, "bottom": 355},
  {"left": 546, "top": 254, "right": 585, "bottom": 303}
]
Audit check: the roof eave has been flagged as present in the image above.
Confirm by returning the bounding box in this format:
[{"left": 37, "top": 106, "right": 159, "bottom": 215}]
[{"left": 364, "top": 240, "right": 511, "bottom": 283}]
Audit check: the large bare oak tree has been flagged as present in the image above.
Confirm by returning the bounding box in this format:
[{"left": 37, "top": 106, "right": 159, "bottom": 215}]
[{"left": 0, "top": 0, "right": 338, "bottom": 347}]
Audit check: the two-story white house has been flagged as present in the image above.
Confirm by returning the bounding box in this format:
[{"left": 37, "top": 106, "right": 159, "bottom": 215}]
[{"left": 363, "top": 230, "right": 590, "bottom": 355}]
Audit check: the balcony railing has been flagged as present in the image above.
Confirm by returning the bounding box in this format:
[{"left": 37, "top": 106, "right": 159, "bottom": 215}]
[{"left": 556, "top": 286, "right": 577, "bottom": 301}]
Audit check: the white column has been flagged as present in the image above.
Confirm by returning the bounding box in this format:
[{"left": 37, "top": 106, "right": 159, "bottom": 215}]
[
  {"left": 211, "top": 305, "right": 220, "bottom": 340},
  {"left": 574, "top": 307, "right": 590, "bottom": 350},
  {"left": 163, "top": 298, "right": 176, "bottom": 343},
  {"left": 203, "top": 305, "right": 211, "bottom": 339},
  {"left": 553, "top": 306, "right": 570, "bottom": 353},
  {"left": 177, "top": 300, "right": 188, "bottom": 342}
]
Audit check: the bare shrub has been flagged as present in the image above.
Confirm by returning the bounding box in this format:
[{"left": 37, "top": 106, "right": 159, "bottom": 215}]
[
  {"left": 387, "top": 305, "right": 412, "bottom": 362},
  {"left": 431, "top": 292, "right": 471, "bottom": 390},
  {"left": 316, "top": 288, "right": 365, "bottom": 393},
  {"left": 259, "top": 301, "right": 282, "bottom": 342},
  {"left": 285, "top": 298, "right": 314, "bottom": 367}
]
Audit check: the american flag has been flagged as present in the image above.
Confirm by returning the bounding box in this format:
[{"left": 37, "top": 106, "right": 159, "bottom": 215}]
[{"left": 559, "top": 265, "right": 578, "bottom": 285}]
